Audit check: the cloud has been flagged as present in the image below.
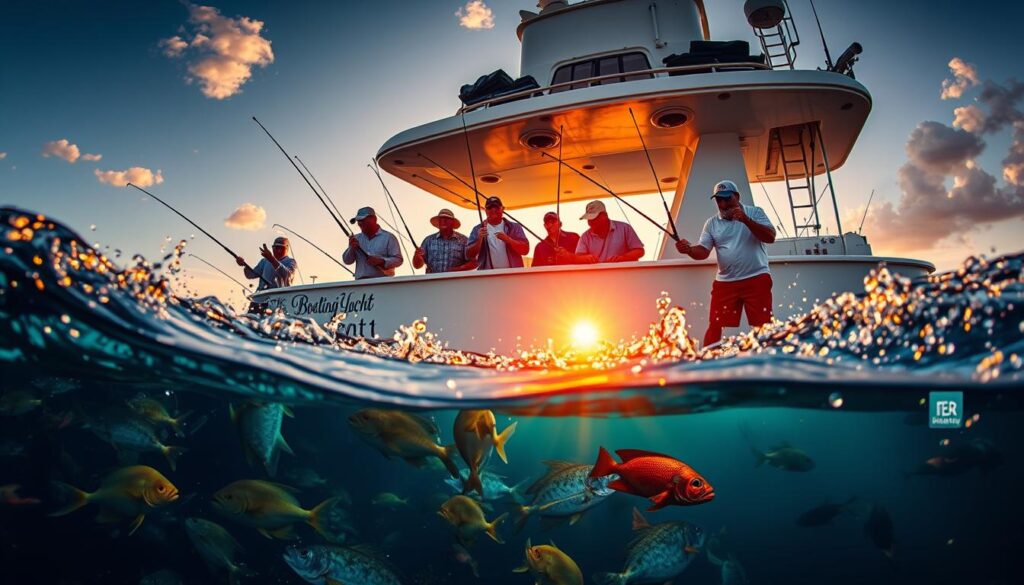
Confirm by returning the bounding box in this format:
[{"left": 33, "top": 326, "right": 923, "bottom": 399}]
[
  {"left": 41, "top": 139, "right": 101, "bottom": 163},
  {"left": 94, "top": 167, "right": 164, "bottom": 188},
  {"left": 861, "top": 64, "right": 1024, "bottom": 252},
  {"left": 456, "top": 1, "right": 495, "bottom": 30},
  {"left": 160, "top": 4, "right": 274, "bottom": 100},
  {"left": 224, "top": 203, "right": 266, "bottom": 230},
  {"left": 940, "top": 57, "right": 979, "bottom": 100}
]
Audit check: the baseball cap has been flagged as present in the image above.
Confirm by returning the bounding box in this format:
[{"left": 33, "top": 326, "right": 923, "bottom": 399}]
[
  {"left": 711, "top": 180, "right": 740, "bottom": 199},
  {"left": 484, "top": 196, "right": 503, "bottom": 208},
  {"left": 543, "top": 211, "right": 560, "bottom": 222},
  {"left": 349, "top": 206, "right": 376, "bottom": 224},
  {"left": 579, "top": 200, "right": 606, "bottom": 221}
]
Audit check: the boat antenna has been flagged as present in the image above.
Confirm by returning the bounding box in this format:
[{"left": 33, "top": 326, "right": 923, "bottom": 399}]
[
  {"left": 367, "top": 162, "right": 418, "bottom": 252},
  {"left": 127, "top": 183, "right": 274, "bottom": 289},
  {"left": 272, "top": 223, "right": 354, "bottom": 277},
  {"left": 187, "top": 254, "right": 253, "bottom": 296},
  {"left": 858, "top": 188, "right": 875, "bottom": 234},
  {"left": 251, "top": 117, "right": 353, "bottom": 239},
  {"left": 555, "top": 124, "right": 564, "bottom": 246},
  {"left": 809, "top": 0, "right": 834, "bottom": 70},
  {"left": 628, "top": 107, "right": 678, "bottom": 240},
  {"left": 540, "top": 153, "right": 679, "bottom": 241},
  {"left": 411, "top": 173, "right": 543, "bottom": 241}
]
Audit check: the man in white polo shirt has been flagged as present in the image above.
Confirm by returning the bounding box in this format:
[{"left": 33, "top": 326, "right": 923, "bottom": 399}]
[{"left": 675, "top": 179, "right": 777, "bottom": 346}]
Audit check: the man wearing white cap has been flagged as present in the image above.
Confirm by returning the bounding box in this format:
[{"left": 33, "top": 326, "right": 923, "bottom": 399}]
[
  {"left": 413, "top": 208, "right": 477, "bottom": 273},
  {"left": 343, "top": 206, "right": 403, "bottom": 279},
  {"left": 236, "top": 235, "right": 298, "bottom": 313},
  {"left": 556, "top": 200, "right": 644, "bottom": 264},
  {"left": 675, "top": 179, "right": 777, "bottom": 346}
]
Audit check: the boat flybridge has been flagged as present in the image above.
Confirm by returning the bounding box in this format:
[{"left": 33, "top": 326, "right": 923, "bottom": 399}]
[{"left": 254, "top": 0, "right": 933, "bottom": 354}]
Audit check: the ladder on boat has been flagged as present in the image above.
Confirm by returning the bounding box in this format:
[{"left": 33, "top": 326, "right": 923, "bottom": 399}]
[{"left": 750, "top": 0, "right": 800, "bottom": 70}]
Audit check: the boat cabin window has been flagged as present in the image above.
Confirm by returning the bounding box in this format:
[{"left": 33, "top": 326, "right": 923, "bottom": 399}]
[{"left": 550, "top": 52, "right": 652, "bottom": 93}]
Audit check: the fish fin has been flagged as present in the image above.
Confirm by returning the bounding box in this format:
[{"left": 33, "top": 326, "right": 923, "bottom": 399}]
[
  {"left": 171, "top": 410, "right": 193, "bottom": 438},
  {"left": 513, "top": 505, "right": 531, "bottom": 533},
  {"left": 568, "top": 513, "right": 582, "bottom": 526},
  {"left": 591, "top": 447, "right": 618, "bottom": 478},
  {"left": 494, "top": 421, "right": 517, "bottom": 464},
  {"left": 439, "top": 444, "right": 461, "bottom": 479},
  {"left": 486, "top": 512, "right": 507, "bottom": 544},
  {"left": 509, "top": 476, "right": 530, "bottom": 504},
  {"left": 646, "top": 491, "right": 673, "bottom": 511},
  {"left": 257, "top": 528, "right": 274, "bottom": 539},
  {"left": 631, "top": 507, "right": 651, "bottom": 530},
  {"left": 266, "top": 525, "right": 296, "bottom": 539},
  {"left": 48, "top": 481, "right": 91, "bottom": 517},
  {"left": 512, "top": 564, "right": 529, "bottom": 573},
  {"left": 464, "top": 468, "right": 484, "bottom": 497},
  {"left": 277, "top": 434, "right": 294, "bottom": 455},
  {"left": 266, "top": 447, "right": 281, "bottom": 478},
  {"left": 307, "top": 496, "right": 346, "bottom": 540},
  {"left": 615, "top": 449, "right": 673, "bottom": 462},
  {"left": 408, "top": 413, "right": 440, "bottom": 436},
  {"left": 606, "top": 478, "right": 632, "bottom": 493},
  {"left": 162, "top": 445, "right": 185, "bottom": 472},
  {"left": 592, "top": 572, "right": 628, "bottom": 585},
  {"left": 752, "top": 447, "right": 767, "bottom": 467},
  {"left": 282, "top": 405, "right": 295, "bottom": 418},
  {"left": 127, "top": 514, "right": 146, "bottom": 536}
]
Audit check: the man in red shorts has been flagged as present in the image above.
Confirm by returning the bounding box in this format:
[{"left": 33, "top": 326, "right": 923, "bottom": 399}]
[{"left": 675, "top": 179, "right": 777, "bottom": 346}]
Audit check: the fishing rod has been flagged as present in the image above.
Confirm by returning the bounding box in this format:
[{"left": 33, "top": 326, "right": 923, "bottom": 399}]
[
  {"left": 187, "top": 254, "right": 253, "bottom": 296},
  {"left": 368, "top": 161, "right": 417, "bottom": 275},
  {"left": 290, "top": 154, "right": 374, "bottom": 265},
  {"left": 411, "top": 172, "right": 543, "bottom": 241},
  {"left": 555, "top": 125, "right": 564, "bottom": 247},
  {"left": 858, "top": 189, "right": 875, "bottom": 234},
  {"left": 272, "top": 223, "right": 354, "bottom": 277},
  {"left": 252, "top": 117, "right": 353, "bottom": 239},
  {"left": 628, "top": 108, "right": 678, "bottom": 240},
  {"left": 294, "top": 155, "right": 345, "bottom": 227},
  {"left": 539, "top": 152, "right": 678, "bottom": 241},
  {"left": 458, "top": 111, "right": 491, "bottom": 268},
  {"left": 127, "top": 183, "right": 274, "bottom": 289}
]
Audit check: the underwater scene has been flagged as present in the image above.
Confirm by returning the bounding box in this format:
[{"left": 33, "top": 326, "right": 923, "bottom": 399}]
[{"left": 1, "top": 207, "right": 1023, "bottom": 585}]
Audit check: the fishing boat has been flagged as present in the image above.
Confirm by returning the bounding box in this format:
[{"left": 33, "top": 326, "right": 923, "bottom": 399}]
[{"left": 253, "top": 0, "right": 933, "bottom": 353}]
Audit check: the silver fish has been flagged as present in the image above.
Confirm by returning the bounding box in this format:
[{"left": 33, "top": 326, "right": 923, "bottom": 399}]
[
  {"left": 515, "top": 461, "right": 616, "bottom": 531},
  {"left": 593, "top": 509, "right": 705, "bottom": 585},
  {"left": 230, "top": 402, "right": 293, "bottom": 477},
  {"left": 443, "top": 470, "right": 528, "bottom": 503},
  {"left": 283, "top": 545, "right": 401, "bottom": 585},
  {"left": 86, "top": 413, "right": 184, "bottom": 471}
]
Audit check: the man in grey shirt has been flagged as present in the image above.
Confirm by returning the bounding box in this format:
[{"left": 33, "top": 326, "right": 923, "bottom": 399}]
[
  {"left": 235, "top": 236, "right": 298, "bottom": 313},
  {"left": 343, "top": 206, "right": 403, "bottom": 279}
]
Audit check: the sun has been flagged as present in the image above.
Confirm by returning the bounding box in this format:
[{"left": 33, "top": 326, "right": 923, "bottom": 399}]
[{"left": 570, "top": 320, "right": 600, "bottom": 350}]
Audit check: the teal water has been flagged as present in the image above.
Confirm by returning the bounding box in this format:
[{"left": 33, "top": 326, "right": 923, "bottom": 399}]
[{"left": 1, "top": 207, "right": 1022, "bottom": 584}]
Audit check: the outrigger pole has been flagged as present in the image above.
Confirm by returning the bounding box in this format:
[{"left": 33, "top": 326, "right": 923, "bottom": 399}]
[
  {"left": 127, "top": 183, "right": 275, "bottom": 289},
  {"left": 458, "top": 111, "right": 491, "bottom": 268},
  {"left": 411, "top": 172, "right": 543, "bottom": 241},
  {"left": 187, "top": 254, "right": 253, "bottom": 295},
  {"left": 628, "top": 108, "right": 678, "bottom": 240},
  {"left": 539, "top": 152, "right": 679, "bottom": 241},
  {"left": 272, "top": 223, "right": 354, "bottom": 277}
]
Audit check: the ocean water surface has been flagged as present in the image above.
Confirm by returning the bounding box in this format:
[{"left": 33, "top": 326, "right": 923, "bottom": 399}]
[{"left": 1, "top": 207, "right": 1022, "bottom": 585}]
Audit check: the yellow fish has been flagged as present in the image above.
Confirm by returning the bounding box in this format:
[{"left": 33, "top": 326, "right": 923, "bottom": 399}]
[
  {"left": 126, "top": 395, "right": 192, "bottom": 437},
  {"left": 212, "top": 479, "right": 341, "bottom": 540},
  {"left": 513, "top": 539, "right": 584, "bottom": 585},
  {"left": 438, "top": 494, "right": 507, "bottom": 547},
  {"left": 49, "top": 465, "right": 179, "bottom": 535},
  {"left": 348, "top": 409, "right": 460, "bottom": 478},
  {"left": 454, "top": 410, "right": 517, "bottom": 496}
]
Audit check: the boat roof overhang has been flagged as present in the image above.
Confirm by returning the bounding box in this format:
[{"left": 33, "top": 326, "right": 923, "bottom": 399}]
[
  {"left": 515, "top": 0, "right": 711, "bottom": 42},
  {"left": 375, "top": 70, "right": 871, "bottom": 211}
]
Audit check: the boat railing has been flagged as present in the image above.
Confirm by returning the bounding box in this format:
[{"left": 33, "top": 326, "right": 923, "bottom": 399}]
[{"left": 458, "top": 62, "right": 772, "bottom": 113}]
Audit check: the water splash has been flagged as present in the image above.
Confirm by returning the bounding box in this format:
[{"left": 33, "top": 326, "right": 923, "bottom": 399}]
[{"left": 1, "top": 207, "right": 1021, "bottom": 414}]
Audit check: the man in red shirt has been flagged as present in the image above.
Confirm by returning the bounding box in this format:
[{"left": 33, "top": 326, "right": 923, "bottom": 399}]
[{"left": 531, "top": 211, "right": 580, "bottom": 267}]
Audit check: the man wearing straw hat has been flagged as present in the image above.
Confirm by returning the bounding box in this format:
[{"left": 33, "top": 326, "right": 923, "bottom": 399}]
[{"left": 413, "top": 208, "right": 477, "bottom": 273}]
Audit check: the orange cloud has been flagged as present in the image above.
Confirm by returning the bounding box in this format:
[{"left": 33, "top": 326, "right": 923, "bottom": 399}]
[
  {"left": 94, "top": 167, "right": 164, "bottom": 188},
  {"left": 224, "top": 203, "right": 267, "bottom": 230},
  {"left": 41, "top": 139, "right": 101, "bottom": 163},
  {"left": 456, "top": 1, "right": 495, "bottom": 30},
  {"left": 940, "top": 57, "right": 979, "bottom": 100},
  {"left": 160, "top": 4, "right": 274, "bottom": 100}
]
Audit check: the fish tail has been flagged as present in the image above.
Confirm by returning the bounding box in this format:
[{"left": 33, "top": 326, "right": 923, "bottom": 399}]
[
  {"left": 591, "top": 446, "right": 617, "bottom": 478},
  {"left": 162, "top": 445, "right": 186, "bottom": 472},
  {"left": 493, "top": 421, "right": 517, "bottom": 464},
  {"left": 307, "top": 496, "right": 344, "bottom": 539},
  {"left": 486, "top": 512, "right": 508, "bottom": 544},
  {"left": 464, "top": 468, "right": 484, "bottom": 497},
  {"left": 592, "top": 572, "right": 628, "bottom": 585},
  {"left": 48, "top": 481, "right": 91, "bottom": 517},
  {"left": 509, "top": 477, "right": 530, "bottom": 504},
  {"left": 171, "top": 410, "right": 193, "bottom": 437},
  {"left": 752, "top": 446, "right": 767, "bottom": 467},
  {"left": 513, "top": 504, "right": 531, "bottom": 533},
  {"left": 439, "top": 444, "right": 461, "bottom": 479}
]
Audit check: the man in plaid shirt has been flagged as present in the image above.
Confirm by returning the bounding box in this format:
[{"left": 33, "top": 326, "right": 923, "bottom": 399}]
[{"left": 413, "top": 208, "right": 477, "bottom": 273}]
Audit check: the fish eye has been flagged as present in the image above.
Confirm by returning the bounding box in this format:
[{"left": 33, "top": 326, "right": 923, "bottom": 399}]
[
  {"left": 156, "top": 484, "right": 165, "bottom": 493},
  {"left": 690, "top": 478, "right": 703, "bottom": 488}
]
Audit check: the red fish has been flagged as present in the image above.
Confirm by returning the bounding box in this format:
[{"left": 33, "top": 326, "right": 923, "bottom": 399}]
[{"left": 589, "top": 447, "right": 714, "bottom": 511}]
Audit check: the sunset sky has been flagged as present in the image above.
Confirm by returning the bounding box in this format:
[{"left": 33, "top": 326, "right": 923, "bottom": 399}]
[{"left": 1, "top": 0, "right": 1022, "bottom": 307}]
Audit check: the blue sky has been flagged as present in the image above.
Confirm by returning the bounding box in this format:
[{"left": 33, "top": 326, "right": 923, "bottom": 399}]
[{"left": 2, "top": 0, "right": 1022, "bottom": 305}]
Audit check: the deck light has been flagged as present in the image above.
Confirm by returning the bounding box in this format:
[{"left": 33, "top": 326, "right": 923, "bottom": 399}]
[
  {"left": 650, "top": 107, "right": 690, "bottom": 129},
  {"left": 519, "top": 129, "right": 561, "bottom": 150}
]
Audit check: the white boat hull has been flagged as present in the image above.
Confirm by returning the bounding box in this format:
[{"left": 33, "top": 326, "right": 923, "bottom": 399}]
[{"left": 252, "top": 256, "right": 934, "bottom": 354}]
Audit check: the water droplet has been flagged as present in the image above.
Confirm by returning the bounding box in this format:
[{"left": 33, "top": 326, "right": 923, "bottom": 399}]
[{"left": 829, "top": 392, "right": 843, "bottom": 408}]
